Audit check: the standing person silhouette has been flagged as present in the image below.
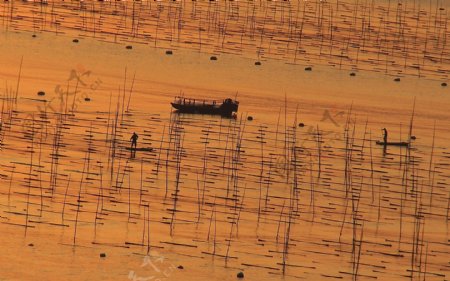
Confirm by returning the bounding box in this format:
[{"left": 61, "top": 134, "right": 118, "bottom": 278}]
[
  {"left": 130, "top": 132, "right": 138, "bottom": 150},
  {"left": 382, "top": 128, "right": 388, "bottom": 144}
]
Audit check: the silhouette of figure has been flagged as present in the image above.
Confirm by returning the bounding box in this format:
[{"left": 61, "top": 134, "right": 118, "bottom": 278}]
[
  {"left": 130, "top": 132, "right": 138, "bottom": 150},
  {"left": 382, "top": 128, "right": 388, "bottom": 144}
]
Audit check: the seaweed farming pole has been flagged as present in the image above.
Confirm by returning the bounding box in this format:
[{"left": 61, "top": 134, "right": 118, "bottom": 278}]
[
  {"left": 400, "top": 98, "right": 416, "bottom": 244},
  {"left": 155, "top": 124, "right": 165, "bottom": 177},
  {"left": 50, "top": 113, "right": 64, "bottom": 195},
  {"left": 38, "top": 127, "right": 44, "bottom": 217},
  {"left": 340, "top": 105, "right": 355, "bottom": 242},
  {"left": 7, "top": 165, "right": 15, "bottom": 206},
  {"left": 128, "top": 172, "right": 132, "bottom": 222},
  {"left": 369, "top": 131, "right": 375, "bottom": 203},
  {"left": 85, "top": 122, "right": 94, "bottom": 184},
  {"left": 232, "top": 115, "right": 247, "bottom": 200},
  {"left": 147, "top": 204, "right": 150, "bottom": 254},
  {"left": 196, "top": 172, "right": 202, "bottom": 224},
  {"left": 105, "top": 92, "right": 113, "bottom": 145},
  {"left": 282, "top": 107, "right": 299, "bottom": 274},
  {"left": 316, "top": 125, "right": 322, "bottom": 178},
  {"left": 108, "top": 91, "right": 121, "bottom": 184},
  {"left": 61, "top": 175, "right": 71, "bottom": 224},
  {"left": 169, "top": 115, "right": 184, "bottom": 236},
  {"left": 225, "top": 179, "right": 240, "bottom": 266},
  {"left": 126, "top": 70, "right": 137, "bottom": 113},
  {"left": 291, "top": 105, "right": 299, "bottom": 212},
  {"left": 284, "top": 93, "right": 290, "bottom": 182},
  {"left": 294, "top": 1, "right": 306, "bottom": 63},
  {"left": 165, "top": 110, "right": 176, "bottom": 198},
  {"left": 351, "top": 175, "right": 363, "bottom": 281},
  {"left": 235, "top": 184, "right": 247, "bottom": 237},
  {"left": 74, "top": 149, "right": 89, "bottom": 246},
  {"left": 282, "top": 194, "right": 293, "bottom": 274},
  {"left": 428, "top": 121, "right": 436, "bottom": 209},
  {"left": 410, "top": 167, "right": 424, "bottom": 281},
  {"left": 94, "top": 162, "right": 104, "bottom": 237},
  {"left": 14, "top": 56, "right": 23, "bottom": 103},
  {"left": 139, "top": 158, "right": 143, "bottom": 208},
  {"left": 257, "top": 125, "right": 265, "bottom": 224},
  {"left": 264, "top": 153, "right": 274, "bottom": 212},
  {"left": 276, "top": 201, "right": 285, "bottom": 243},
  {"left": 309, "top": 153, "right": 315, "bottom": 218},
  {"left": 24, "top": 116, "right": 35, "bottom": 236},
  {"left": 201, "top": 122, "right": 211, "bottom": 205}
]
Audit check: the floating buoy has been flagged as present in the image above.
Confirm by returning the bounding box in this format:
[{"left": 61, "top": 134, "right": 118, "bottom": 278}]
[
  {"left": 210, "top": 56, "right": 217, "bottom": 61},
  {"left": 247, "top": 116, "right": 253, "bottom": 121},
  {"left": 73, "top": 39, "right": 79, "bottom": 43},
  {"left": 394, "top": 78, "right": 401, "bottom": 82},
  {"left": 126, "top": 45, "right": 132, "bottom": 49},
  {"left": 441, "top": 82, "right": 447, "bottom": 87},
  {"left": 305, "top": 66, "right": 312, "bottom": 71},
  {"left": 237, "top": 272, "right": 244, "bottom": 278},
  {"left": 255, "top": 61, "right": 261, "bottom": 66},
  {"left": 166, "top": 50, "right": 173, "bottom": 55},
  {"left": 100, "top": 253, "right": 106, "bottom": 258},
  {"left": 37, "top": 91, "right": 45, "bottom": 96},
  {"left": 299, "top": 122, "right": 305, "bottom": 127}
]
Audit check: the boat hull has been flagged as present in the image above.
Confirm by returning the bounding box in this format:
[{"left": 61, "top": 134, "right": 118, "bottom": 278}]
[{"left": 171, "top": 102, "right": 236, "bottom": 117}]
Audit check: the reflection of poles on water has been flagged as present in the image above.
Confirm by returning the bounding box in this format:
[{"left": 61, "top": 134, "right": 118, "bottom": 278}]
[{"left": 1, "top": 78, "right": 449, "bottom": 278}]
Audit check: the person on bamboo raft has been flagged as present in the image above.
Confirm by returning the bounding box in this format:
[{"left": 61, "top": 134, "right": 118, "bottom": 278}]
[
  {"left": 382, "top": 128, "right": 388, "bottom": 144},
  {"left": 130, "top": 132, "right": 139, "bottom": 150}
]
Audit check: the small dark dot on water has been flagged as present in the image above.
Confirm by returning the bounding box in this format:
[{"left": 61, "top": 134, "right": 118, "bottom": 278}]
[
  {"left": 126, "top": 45, "right": 132, "bottom": 49},
  {"left": 441, "top": 82, "right": 447, "bottom": 87},
  {"left": 350, "top": 72, "right": 356, "bottom": 76},
  {"left": 394, "top": 78, "right": 401, "bottom": 82},
  {"left": 28, "top": 243, "right": 34, "bottom": 247},
  {"left": 177, "top": 265, "right": 184, "bottom": 269},
  {"left": 305, "top": 66, "right": 312, "bottom": 71},
  {"left": 255, "top": 61, "right": 261, "bottom": 66},
  {"left": 73, "top": 39, "right": 79, "bottom": 43},
  {"left": 166, "top": 50, "right": 173, "bottom": 55},
  {"left": 37, "top": 91, "right": 45, "bottom": 96},
  {"left": 247, "top": 116, "right": 253, "bottom": 121},
  {"left": 84, "top": 97, "right": 91, "bottom": 102},
  {"left": 32, "top": 34, "right": 36, "bottom": 38},
  {"left": 237, "top": 271, "right": 244, "bottom": 278},
  {"left": 299, "top": 123, "right": 305, "bottom": 127},
  {"left": 210, "top": 56, "right": 218, "bottom": 61},
  {"left": 100, "top": 253, "right": 106, "bottom": 258}
]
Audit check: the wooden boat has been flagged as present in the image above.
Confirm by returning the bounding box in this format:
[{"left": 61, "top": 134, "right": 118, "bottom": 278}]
[
  {"left": 376, "top": 141, "right": 410, "bottom": 147},
  {"left": 171, "top": 96, "right": 239, "bottom": 117}
]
